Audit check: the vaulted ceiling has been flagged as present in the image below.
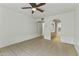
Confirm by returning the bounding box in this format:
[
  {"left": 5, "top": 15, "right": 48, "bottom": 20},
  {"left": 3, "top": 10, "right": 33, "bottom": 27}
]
[{"left": 0, "top": 3, "right": 78, "bottom": 19}]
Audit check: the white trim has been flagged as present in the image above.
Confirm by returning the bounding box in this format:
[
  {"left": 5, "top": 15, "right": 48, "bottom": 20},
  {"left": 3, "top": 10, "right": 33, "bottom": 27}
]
[
  {"left": 61, "top": 36, "right": 74, "bottom": 44},
  {"left": 0, "top": 34, "right": 41, "bottom": 48},
  {"left": 74, "top": 44, "right": 79, "bottom": 55}
]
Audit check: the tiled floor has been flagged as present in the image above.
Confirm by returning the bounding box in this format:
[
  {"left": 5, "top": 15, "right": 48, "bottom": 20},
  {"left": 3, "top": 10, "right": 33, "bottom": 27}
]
[{"left": 0, "top": 36, "right": 78, "bottom": 56}]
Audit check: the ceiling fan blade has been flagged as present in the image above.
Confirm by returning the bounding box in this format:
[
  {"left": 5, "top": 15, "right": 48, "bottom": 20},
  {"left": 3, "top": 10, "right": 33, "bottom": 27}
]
[
  {"left": 36, "top": 8, "right": 44, "bottom": 12},
  {"left": 37, "top": 3, "right": 46, "bottom": 7},
  {"left": 32, "top": 10, "right": 34, "bottom": 14},
  {"left": 21, "top": 7, "right": 31, "bottom": 9},
  {"left": 29, "top": 3, "right": 36, "bottom": 7}
]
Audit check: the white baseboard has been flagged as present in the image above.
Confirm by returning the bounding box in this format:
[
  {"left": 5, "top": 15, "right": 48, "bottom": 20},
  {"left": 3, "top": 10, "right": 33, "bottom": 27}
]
[
  {"left": 61, "top": 36, "right": 79, "bottom": 55},
  {"left": 0, "top": 34, "right": 41, "bottom": 48},
  {"left": 61, "top": 36, "right": 74, "bottom": 44},
  {"left": 74, "top": 44, "right": 79, "bottom": 55}
]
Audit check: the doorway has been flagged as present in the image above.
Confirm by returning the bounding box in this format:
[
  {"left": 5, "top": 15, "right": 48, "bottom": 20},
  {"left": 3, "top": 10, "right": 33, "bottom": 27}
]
[{"left": 51, "top": 19, "right": 61, "bottom": 42}]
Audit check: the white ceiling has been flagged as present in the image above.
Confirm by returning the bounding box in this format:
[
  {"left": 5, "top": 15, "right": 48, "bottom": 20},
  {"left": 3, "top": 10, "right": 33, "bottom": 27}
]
[{"left": 0, "top": 3, "right": 78, "bottom": 19}]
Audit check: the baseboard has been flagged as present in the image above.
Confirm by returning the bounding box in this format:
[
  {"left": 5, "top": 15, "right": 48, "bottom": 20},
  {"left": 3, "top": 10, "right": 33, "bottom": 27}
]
[
  {"left": 74, "top": 44, "right": 79, "bottom": 55},
  {"left": 61, "top": 36, "right": 74, "bottom": 44},
  {"left": 61, "top": 36, "right": 79, "bottom": 55},
  {"left": 0, "top": 34, "right": 41, "bottom": 48}
]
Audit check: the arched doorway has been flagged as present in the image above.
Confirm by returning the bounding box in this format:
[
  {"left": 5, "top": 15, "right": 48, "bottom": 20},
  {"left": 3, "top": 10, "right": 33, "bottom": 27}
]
[{"left": 51, "top": 19, "right": 61, "bottom": 42}]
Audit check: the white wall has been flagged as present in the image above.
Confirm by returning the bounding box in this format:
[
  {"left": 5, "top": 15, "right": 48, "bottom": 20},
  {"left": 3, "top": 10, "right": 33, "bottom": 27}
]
[
  {"left": 74, "top": 7, "right": 79, "bottom": 54},
  {"left": 76, "top": 7, "right": 79, "bottom": 45},
  {"left": 43, "top": 11, "right": 75, "bottom": 44},
  {"left": 59, "top": 12, "right": 75, "bottom": 44},
  {"left": 0, "top": 6, "right": 41, "bottom": 48},
  {"left": 41, "top": 8, "right": 79, "bottom": 54}
]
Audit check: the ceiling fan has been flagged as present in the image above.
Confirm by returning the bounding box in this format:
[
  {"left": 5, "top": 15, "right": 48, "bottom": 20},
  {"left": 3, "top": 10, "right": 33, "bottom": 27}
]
[{"left": 21, "top": 3, "right": 46, "bottom": 14}]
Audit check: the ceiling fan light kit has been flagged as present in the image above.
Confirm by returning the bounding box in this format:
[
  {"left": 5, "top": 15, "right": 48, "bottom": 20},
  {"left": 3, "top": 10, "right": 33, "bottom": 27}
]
[
  {"left": 21, "top": 3, "right": 46, "bottom": 14},
  {"left": 32, "top": 8, "right": 36, "bottom": 11}
]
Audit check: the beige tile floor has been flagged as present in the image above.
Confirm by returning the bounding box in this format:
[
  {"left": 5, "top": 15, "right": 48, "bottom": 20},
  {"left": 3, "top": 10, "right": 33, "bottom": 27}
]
[{"left": 0, "top": 36, "right": 78, "bottom": 56}]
